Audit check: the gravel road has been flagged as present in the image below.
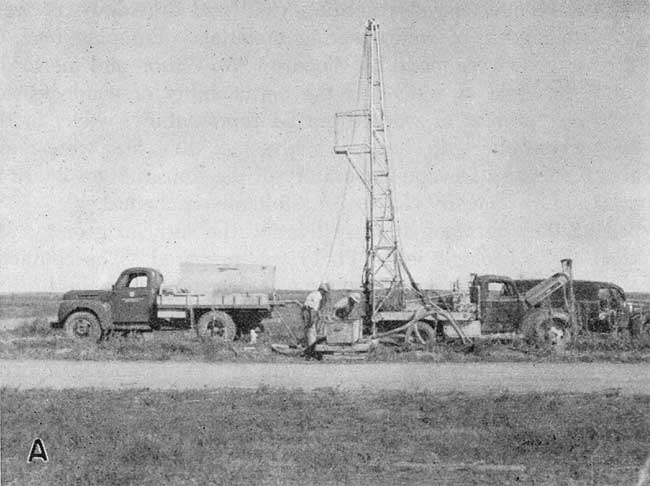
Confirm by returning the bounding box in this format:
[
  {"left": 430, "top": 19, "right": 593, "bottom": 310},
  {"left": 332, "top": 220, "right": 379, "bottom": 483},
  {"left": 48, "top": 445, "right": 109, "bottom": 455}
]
[{"left": 1, "top": 360, "right": 649, "bottom": 394}]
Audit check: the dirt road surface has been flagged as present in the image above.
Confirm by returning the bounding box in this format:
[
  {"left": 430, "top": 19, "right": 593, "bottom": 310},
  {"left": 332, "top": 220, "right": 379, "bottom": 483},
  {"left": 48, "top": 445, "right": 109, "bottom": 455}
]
[{"left": 1, "top": 360, "right": 650, "bottom": 394}]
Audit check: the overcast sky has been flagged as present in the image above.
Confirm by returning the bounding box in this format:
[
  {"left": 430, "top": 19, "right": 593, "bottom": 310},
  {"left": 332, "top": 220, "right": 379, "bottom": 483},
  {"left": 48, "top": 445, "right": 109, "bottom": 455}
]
[{"left": 1, "top": 0, "right": 649, "bottom": 292}]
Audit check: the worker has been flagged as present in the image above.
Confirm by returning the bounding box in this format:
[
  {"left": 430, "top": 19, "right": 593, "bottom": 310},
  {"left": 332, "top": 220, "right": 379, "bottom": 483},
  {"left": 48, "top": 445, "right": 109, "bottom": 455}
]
[
  {"left": 333, "top": 292, "right": 361, "bottom": 320},
  {"left": 302, "top": 282, "right": 330, "bottom": 346}
]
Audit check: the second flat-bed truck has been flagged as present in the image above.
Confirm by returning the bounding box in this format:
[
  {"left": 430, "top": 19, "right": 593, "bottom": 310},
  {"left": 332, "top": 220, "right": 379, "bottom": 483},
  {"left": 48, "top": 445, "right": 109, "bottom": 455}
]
[{"left": 54, "top": 263, "right": 279, "bottom": 341}]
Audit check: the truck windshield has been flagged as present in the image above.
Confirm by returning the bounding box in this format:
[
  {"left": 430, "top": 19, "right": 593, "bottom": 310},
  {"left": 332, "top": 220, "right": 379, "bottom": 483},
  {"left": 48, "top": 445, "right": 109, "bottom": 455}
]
[
  {"left": 128, "top": 275, "right": 148, "bottom": 288},
  {"left": 116, "top": 272, "right": 149, "bottom": 289},
  {"left": 487, "top": 282, "right": 513, "bottom": 297}
]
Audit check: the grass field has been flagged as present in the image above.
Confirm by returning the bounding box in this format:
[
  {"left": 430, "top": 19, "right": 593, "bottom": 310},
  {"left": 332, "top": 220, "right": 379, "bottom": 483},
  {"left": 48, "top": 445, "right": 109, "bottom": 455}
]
[
  {"left": 2, "top": 316, "right": 650, "bottom": 363},
  {"left": 1, "top": 388, "right": 648, "bottom": 486},
  {"left": 0, "top": 293, "right": 61, "bottom": 320}
]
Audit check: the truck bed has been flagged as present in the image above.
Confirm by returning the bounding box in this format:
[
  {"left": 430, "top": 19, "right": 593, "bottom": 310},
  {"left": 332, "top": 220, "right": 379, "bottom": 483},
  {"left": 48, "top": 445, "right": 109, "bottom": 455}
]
[{"left": 157, "top": 292, "right": 271, "bottom": 310}]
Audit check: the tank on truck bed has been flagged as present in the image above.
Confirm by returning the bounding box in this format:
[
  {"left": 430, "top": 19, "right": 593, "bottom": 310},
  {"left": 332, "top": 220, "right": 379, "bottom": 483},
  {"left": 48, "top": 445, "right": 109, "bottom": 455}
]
[
  {"left": 56, "top": 263, "right": 278, "bottom": 342},
  {"left": 160, "top": 262, "right": 274, "bottom": 307}
]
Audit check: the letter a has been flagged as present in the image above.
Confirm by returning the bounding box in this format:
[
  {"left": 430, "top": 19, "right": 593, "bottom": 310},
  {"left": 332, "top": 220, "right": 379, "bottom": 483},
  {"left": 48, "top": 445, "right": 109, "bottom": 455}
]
[{"left": 27, "top": 438, "right": 48, "bottom": 463}]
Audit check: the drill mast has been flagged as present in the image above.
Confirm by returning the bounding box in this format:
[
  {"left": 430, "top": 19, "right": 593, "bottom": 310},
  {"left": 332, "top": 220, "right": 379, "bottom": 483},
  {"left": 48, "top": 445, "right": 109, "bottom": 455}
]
[{"left": 334, "top": 19, "right": 409, "bottom": 333}]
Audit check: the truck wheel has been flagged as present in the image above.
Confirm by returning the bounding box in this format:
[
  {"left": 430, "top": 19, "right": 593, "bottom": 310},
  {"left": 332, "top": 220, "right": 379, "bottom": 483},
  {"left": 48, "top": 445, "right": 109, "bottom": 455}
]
[
  {"left": 631, "top": 314, "right": 650, "bottom": 338},
  {"left": 639, "top": 318, "right": 650, "bottom": 338},
  {"left": 523, "top": 314, "right": 571, "bottom": 350},
  {"left": 405, "top": 321, "right": 436, "bottom": 345},
  {"left": 197, "top": 311, "right": 236, "bottom": 341},
  {"left": 64, "top": 311, "right": 103, "bottom": 341}
]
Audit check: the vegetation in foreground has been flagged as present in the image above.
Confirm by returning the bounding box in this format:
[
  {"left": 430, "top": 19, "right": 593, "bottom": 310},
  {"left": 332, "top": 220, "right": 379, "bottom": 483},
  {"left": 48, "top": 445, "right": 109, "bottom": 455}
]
[
  {"left": 2, "top": 388, "right": 649, "bottom": 486},
  {"left": 1, "top": 313, "right": 650, "bottom": 363},
  {"left": 1, "top": 292, "right": 650, "bottom": 362}
]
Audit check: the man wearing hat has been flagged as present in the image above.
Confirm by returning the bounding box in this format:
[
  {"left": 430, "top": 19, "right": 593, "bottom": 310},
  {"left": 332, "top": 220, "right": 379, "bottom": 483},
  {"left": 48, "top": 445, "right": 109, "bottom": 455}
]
[
  {"left": 333, "top": 292, "right": 361, "bottom": 320},
  {"left": 302, "top": 282, "right": 330, "bottom": 346}
]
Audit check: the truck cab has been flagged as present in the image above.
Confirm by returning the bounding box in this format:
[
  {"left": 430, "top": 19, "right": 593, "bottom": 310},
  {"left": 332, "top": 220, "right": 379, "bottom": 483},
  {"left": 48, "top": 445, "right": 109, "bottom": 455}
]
[
  {"left": 110, "top": 267, "right": 164, "bottom": 324},
  {"left": 469, "top": 275, "right": 527, "bottom": 333},
  {"left": 56, "top": 267, "right": 164, "bottom": 339}
]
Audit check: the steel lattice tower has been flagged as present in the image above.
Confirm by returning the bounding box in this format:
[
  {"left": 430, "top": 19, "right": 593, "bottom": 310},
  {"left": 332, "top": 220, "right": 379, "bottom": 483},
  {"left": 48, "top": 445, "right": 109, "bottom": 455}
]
[{"left": 335, "top": 19, "right": 406, "bottom": 334}]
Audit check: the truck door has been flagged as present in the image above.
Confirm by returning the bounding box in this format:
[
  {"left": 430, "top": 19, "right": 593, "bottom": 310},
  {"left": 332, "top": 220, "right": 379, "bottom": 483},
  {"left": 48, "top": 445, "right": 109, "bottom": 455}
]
[
  {"left": 112, "top": 270, "right": 155, "bottom": 323},
  {"left": 481, "top": 279, "right": 523, "bottom": 333}
]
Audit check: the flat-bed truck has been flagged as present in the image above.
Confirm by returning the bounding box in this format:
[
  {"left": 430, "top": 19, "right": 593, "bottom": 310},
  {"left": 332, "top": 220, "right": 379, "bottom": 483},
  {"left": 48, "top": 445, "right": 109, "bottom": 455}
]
[{"left": 54, "top": 263, "right": 280, "bottom": 341}]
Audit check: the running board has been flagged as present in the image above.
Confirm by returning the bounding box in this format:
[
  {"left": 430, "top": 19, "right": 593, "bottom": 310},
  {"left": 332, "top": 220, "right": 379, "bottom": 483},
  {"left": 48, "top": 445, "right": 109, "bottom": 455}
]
[{"left": 111, "top": 324, "right": 153, "bottom": 332}]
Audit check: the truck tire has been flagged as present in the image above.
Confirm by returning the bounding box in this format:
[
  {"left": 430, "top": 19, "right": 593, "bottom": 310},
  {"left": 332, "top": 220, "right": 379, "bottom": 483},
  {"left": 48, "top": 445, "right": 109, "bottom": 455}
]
[
  {"left": 197, "top": 311, "right": 236, "bottom": 341},
  {"left": 631, "top": 314, "right": 650, "bottom": 338},
  {"left": 64, "top": 311, "right": 103, "bottom": 341},
  {"left": 405, "top": 321, "right": 436, "bottom": 345},
  {"left": 521, "top": 312, "right": 571, "bottom": 350}
]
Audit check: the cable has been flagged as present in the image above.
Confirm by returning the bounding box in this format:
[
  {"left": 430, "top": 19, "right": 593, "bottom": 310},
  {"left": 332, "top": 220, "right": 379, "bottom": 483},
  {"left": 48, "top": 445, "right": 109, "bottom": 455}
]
[
  {"left": 321, "top": 163, "right": 352, "bottom": 283},
  {"left": 322, "top": 24, "right": 371, "bottom": 285}
]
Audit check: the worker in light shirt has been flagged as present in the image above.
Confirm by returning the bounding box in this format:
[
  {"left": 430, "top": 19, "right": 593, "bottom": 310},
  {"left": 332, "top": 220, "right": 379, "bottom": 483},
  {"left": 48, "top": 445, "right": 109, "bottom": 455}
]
[{"left": 302, "top": 282, "right": 330, "bottom": 346}]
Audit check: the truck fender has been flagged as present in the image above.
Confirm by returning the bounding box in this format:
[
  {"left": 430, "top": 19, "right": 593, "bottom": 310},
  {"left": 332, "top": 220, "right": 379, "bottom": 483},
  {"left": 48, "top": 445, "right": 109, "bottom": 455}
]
[
  {"left": 520, "top": 307, "right": 572, "bottom": 345},
  {"left": 58, "top": 300, "right": 114, "bottom": 331},
  {"left": 521, "top": 308, "right": 569, "bottom": 329},
  {"left": 547, "top": 309, "right": 570, "bottom": 325}
]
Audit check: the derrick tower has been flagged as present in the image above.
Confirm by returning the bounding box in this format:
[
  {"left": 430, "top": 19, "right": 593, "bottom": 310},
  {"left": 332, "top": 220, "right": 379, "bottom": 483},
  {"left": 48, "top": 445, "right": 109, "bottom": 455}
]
[{"left": 334, "top": 19, "right": 409, "bottom": 333}]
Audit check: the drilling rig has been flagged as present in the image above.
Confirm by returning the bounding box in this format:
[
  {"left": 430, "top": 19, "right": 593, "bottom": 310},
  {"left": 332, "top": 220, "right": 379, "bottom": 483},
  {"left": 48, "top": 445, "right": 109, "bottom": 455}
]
[
  {"left": 322, "top": 20, "right": 580, "bottom": 352},
  {"left": 333, "top": 19, "right": 467, "bottom": 343},
  {"left": 334, "top": 19, "right": 404, "bottom": 334}
]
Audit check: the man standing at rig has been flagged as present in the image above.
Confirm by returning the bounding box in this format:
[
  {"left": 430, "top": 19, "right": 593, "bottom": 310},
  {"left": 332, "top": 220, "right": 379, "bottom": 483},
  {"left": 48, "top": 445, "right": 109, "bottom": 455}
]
[{"left": 302, "top": 282, "right": 330, "bottom": 346}]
